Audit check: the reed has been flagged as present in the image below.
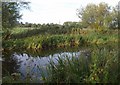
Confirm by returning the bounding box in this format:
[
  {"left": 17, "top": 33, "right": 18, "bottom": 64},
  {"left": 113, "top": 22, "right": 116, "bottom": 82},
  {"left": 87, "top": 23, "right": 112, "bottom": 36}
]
[
  {"left": 43, "top": 44, "right": 119, "bottom": 83},
  {"left": 3, "top": 30, "right": 118, "bottom": 50}
]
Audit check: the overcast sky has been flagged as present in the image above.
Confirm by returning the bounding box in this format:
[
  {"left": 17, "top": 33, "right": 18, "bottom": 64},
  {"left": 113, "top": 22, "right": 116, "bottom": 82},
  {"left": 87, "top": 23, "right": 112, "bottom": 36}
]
[{"left": 20, "top": 0, "right": 119, "bottom": 24}]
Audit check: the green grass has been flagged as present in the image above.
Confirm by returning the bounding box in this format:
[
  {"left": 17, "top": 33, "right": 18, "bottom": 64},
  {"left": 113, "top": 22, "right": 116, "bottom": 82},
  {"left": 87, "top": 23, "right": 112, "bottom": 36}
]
[
  {"left": 11, "top": 27, "right": 34, "bottom": 34},
  {"left": 10, "top": 26, "right": 72, "bottom": 39}
]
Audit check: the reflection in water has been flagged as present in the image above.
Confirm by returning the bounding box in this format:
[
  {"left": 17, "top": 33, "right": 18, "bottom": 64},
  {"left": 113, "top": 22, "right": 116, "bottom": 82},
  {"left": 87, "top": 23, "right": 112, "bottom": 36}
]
[{"left": 12, "top": 51, "right": 81, "bottom": 80}]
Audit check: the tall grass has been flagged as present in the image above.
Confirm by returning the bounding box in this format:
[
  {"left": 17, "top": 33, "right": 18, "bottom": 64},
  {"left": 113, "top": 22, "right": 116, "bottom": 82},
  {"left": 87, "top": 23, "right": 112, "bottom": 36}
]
[
  {"left": 3, "top": 34, "right": 86, "bottom": 50},
  {"left": 43, "top": 44, "right": 119, "bottom": 83},
  {"left": 3, "top": 29, "right": 118, "bottom": 50}
]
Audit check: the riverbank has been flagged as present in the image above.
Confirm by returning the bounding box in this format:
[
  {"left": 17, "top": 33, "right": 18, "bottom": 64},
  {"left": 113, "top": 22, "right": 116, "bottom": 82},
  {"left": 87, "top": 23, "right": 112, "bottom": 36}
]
[
  {"left": 2, "top": 28, "right": 119, "bottom": 83},
  {"left": 3, "top": 29, "right": 118, "bottom": 50}
]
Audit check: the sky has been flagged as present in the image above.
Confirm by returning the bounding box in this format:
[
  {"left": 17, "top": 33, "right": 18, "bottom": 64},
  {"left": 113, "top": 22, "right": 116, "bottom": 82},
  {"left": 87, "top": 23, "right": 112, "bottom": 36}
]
[{"left": 20, "top": 0, "right": 119, "bottom": 24}]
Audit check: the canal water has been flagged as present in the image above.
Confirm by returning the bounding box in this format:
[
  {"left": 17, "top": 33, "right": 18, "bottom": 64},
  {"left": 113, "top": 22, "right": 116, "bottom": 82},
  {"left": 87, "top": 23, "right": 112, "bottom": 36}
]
[{"left": 2, "top": 47, "right": 90, "bottom": 82}]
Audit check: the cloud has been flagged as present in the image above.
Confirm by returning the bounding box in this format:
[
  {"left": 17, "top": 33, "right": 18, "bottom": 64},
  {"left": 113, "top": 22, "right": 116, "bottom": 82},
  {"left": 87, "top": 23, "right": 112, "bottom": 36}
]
[{"left": 21, "top": 0, "right": 119, "bottom": 24}]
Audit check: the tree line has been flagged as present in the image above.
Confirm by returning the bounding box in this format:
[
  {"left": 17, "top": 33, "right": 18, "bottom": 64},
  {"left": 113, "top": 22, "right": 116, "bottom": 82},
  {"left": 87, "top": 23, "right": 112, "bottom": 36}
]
[
  {"left": 18, "top": 21, "right": 83, "bottom": 29},
  {"left": 2, "top": 2, "right": 119, "bottom": 31}
]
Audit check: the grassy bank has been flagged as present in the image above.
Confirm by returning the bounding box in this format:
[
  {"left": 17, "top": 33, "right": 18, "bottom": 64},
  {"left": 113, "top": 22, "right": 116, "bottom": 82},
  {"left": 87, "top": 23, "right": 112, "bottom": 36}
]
[{"left": 3, "top": 29, "right": 118, "bottom": 50}]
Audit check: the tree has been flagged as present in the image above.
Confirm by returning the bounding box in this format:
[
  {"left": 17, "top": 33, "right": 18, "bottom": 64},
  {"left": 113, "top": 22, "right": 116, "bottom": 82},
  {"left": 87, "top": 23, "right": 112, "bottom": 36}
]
[
  {"left": 109, "top": 5, "right": 118, "bottom": 29},
  {"left": 2, "top": 2, "right": 30, "bottom": 29},
  {"left": 2, "top": 2, "right": 30, "bottom": 40},
  {"left": 77, "top": 2, "right": 113, "bottom": 30}
]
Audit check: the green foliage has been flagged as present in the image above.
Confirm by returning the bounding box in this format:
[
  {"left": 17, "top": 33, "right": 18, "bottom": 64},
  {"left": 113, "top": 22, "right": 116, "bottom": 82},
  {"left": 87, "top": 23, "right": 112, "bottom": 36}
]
[
  {"left": 2, "top": 2, "right": 30, "bottom": 29},
  {"left": 109, "top": 5, "right": 119, "bottom": 29},
  {"left": 3, "top": 34, "right": 86, "bottom": 50},
  {"left": 77, "top": 2, "right": 118, "bottom": 30},
  {"left": 11, "top": 27, "right": 31, "bottom": 34},
  {"left": 43, "top": 44, "right": 119, "bottom": 83},
  {"left": 2, "top": 2, "right": 30, "bottom": 40},
  {"left": 3, "top": 29, "right": 118, "bottom": 51},
  {"left": 2, "top": 43, "right": 119, "bottom": 83},
  {"left": 2, "top": 2, "right": 119, "bottom": 84}
]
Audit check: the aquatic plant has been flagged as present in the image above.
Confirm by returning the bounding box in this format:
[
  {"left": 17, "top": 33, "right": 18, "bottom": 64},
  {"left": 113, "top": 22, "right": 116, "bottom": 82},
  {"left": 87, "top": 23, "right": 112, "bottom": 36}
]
[{"left": 42, "top": 44, "right": 119, "bottom": 83}]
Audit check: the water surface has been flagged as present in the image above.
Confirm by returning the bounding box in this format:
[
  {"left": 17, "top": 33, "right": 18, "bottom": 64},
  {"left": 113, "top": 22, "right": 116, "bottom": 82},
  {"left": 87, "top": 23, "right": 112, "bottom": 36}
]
[{"left": 2, "top": 47, "right": 90, "bottom": 81}]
